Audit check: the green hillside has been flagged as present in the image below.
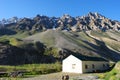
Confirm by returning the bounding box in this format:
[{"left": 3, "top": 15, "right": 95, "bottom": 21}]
[{"left": 24, "top": 30, "right": 120, "bottom": 62}]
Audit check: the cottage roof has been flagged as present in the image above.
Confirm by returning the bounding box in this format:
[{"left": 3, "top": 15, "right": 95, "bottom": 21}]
[{"left": 71, "top": 54, "right": 108, "bottom": 61}]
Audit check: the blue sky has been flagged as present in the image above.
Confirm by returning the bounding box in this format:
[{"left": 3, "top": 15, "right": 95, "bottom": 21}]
[{"left": 0, "top": 0, "right": 120, "bottom": 21}]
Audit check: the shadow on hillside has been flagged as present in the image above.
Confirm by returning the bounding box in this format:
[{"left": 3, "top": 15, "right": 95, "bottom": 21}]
[
  {"left": 0, "top": 42, "right": 56, "bottom": 65},
  {"left": 0, "top": 28, "right": 17, "bottom": 36},
  {"left": 61, "top": 48, "right": 105, "bottom": 61},
  {"left": 82, "top": 31, "right": 120, "bottom": 62},
  {"left": 81, "top": 39, "right": 120, "bottom": 62}
]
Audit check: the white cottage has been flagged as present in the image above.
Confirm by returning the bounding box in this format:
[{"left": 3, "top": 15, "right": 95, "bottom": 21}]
[{"left": 62, "top": 54, "right": 109, "bottom": 73}]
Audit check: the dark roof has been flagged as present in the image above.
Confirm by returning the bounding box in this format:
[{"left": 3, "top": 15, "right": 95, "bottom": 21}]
[{"left": 72, "top": 54, "right": 108, "bottom": 61}]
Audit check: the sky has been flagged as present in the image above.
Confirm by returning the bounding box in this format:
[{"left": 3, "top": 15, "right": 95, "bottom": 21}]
[{"left": 0, "top": 0, "right": 120, "bottom": 21}]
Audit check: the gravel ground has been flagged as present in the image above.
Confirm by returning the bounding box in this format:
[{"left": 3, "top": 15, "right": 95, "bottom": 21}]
[{"left": 23, "top": 72, "right": 100, "bottom": 80}]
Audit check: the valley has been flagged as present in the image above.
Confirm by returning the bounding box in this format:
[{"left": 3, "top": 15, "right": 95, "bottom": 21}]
[{"left": 0, "top": 12, "right": 120, "bottom": 79}]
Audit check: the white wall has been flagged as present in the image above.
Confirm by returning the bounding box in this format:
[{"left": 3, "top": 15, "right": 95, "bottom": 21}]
[{"left": 62, "top": 55, "right": 83, "bottom": 73}]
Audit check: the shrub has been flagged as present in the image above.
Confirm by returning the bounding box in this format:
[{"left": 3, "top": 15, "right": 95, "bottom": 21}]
[
  {"left": 98, "top": 74, "right": 105, "bottom": 79},
  {"left": 9, "top": 38, "right": 23, "bottom": 46},
  {"left": 105, "top": 68, "right": 118, "bottom": 80},
  {"left": 44, "top": 47, "right": 59, "bottom": 57}
]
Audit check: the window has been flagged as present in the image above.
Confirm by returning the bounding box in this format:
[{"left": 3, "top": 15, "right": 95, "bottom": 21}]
[
  {"left": 106, "top": 64, "right": 109, "bottom": 67},
  {"left": 72, "top": 64, "right": 76, "bottom": 69},
  {"left": 103, "top": 64, "right": 105, "bottom": 67},
  {"left": 85, "top": 64, "right": 88, "bottom": 69},
  {"left": 92, "top": 64, "right": 95, "bottom": 69}
]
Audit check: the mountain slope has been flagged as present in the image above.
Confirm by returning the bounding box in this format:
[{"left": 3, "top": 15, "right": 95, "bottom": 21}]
[
  {"left": 0, "top": 12, "right": 120, "bottom": 64},
  {"left": 25, "top": 29, "right": 120, "bottom": 62}
]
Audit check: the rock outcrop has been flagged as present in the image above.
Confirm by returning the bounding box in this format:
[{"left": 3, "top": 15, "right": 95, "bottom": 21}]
[{"left": 0, "top": 12, "right": 120, "bottom": 33}]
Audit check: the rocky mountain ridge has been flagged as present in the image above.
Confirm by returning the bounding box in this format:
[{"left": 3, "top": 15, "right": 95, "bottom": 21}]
[{"left": 0, "top": 12, "right": 120, "bottom": 33}]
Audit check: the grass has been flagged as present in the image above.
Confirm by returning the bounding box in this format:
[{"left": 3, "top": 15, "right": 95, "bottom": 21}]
[
  {"left": 0, "top": 77, "right": 23, "bottom": 80},
  {"left": 24, "top": 30, "right": 120, "bottom": 57},
  {"left": 44, "top": 47, "right": 59, "bottom": 57},
  {"left": 90, "top": 30, "right": 120, "bottom": 52},
  {"left": 108, "top": 30, "right": 120, "bottom": 36},
  {"left": 10, "top": 32, "right": 30, "bottom": 39},
  {"left": 24, "top": 30, "right": 57, "bottom": 47},
  {"left": 0, "top": 31, "right": 32, "bottom": 47},
  {"left": 97, "top": 61, "right": 120, "bottom": 80},
  {"left": 62, "top": 31, "right": 96, "bottom": 51},
  {"left": 0, "top": 62, "right": 62, "bottom": 77},
  {"left": 90, "top": 30, "right": 111, "bottom": 39},
  {"left": 0, "top": 30, "right": 31, "bottom": 39},
  {"left": 102, "top": 38, "right": 120, "bottom": 51}
]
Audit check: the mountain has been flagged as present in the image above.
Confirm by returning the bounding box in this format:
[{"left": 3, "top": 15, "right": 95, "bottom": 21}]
[
  {"left": 0, "top": 12, "right": 120, "bottom": 65},
  {"left": 0, "top": 12, "right": 120, "bottom": 33}
]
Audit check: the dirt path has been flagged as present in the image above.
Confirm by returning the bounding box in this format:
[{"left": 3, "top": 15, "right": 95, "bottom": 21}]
[{"left": 23, "top": 72, "right": 100, "bottom": 80}]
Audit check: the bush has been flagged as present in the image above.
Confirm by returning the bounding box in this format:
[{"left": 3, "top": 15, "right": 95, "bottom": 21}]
[
  {"left": 98, "top": 74, "right": 105, "bottom": 79},
  {"left": 105, "top": 69, "right": 118, "bottom": 80},
  {"left": 9, "top": 38, "right": 23, "bottom": 46},
  {"left": 44, "top": 47, "right": 59, "bottom": 57}
]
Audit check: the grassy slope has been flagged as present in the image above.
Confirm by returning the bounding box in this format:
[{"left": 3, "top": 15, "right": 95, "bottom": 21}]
[
  {"left": 24, "top": 30, "right": 120, "bottom": 61},
  {"left": 90, "top": 30, "right": 120, "bottom": 52},
  {"left": 1, "top": 29, "right": 120, "bottom": 61},
  {"left": 24, "top": 30, "right": 99, "bottom": 56},
  {"left": 25, "top": 30, "right": 94, "bottom": 47},
  {"left": 0, "top": 31, "right": 30, "bottom": 42}
]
